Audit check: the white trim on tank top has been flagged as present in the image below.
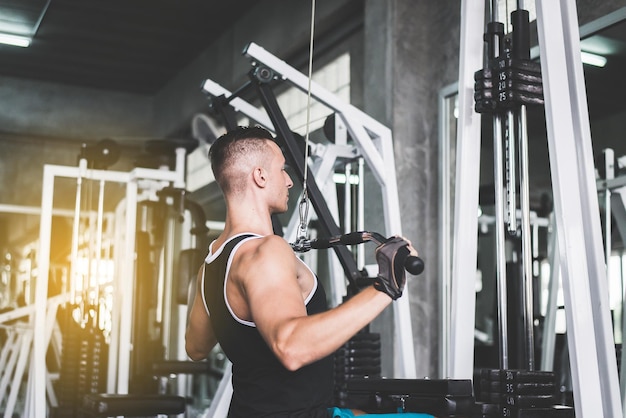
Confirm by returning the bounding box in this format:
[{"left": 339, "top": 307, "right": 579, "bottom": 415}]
[{"left": 202, "top": 232, "right": 318, "bottom": 327}]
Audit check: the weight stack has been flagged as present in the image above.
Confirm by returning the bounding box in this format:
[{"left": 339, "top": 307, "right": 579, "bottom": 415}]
[
  {"left": 333, "top": 332, "right": 381, "bottom": 408},
  {"left": 473, "top": 369, "right": 574, "bottom": 417},
  {"left": 85, "top": 327, "right": 108, "bottom": 396},
  {"left": 54, "top": 315, "right": 83, "bottom": 418},
  {"left": 53, "top": 316, "right": 109, "bottom": 418}
]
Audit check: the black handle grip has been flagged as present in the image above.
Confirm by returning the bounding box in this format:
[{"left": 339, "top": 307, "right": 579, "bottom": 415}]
[
  {"left": 369, "top": 231, "right": 424, "bottom": 275},
  {"left": 405, "top": 255, "right": 424, "bottom": 275}
]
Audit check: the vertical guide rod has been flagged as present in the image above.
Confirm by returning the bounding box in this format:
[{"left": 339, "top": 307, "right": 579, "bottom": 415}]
[
  {"left": 357, "top": 158, "right": 365, "bottom": 270},
  {"left": 493, "top": 113, "right": 509, "bottom": 370},
  {"left": 488, "top": 0, "right": 510, "bottom": 370},
  {"left": 94, "top": 179, "right": 105, "bottom": 325},
  {"left": 69, "top": 159, "right": 87, "bottom": 305},
  {"left": 506, "top": 113, "right": 517, "bottom": 234},
  {"left": 518, "top": 104, "right": 535, "bottom": 370},
  {"left": 511, "top": 4, "right": 535, "bottom": 371}
]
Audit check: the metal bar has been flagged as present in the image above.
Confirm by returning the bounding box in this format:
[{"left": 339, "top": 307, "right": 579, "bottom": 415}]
[
  {"left": 449, "top": 0, "right": 485, "bottom": 379},
  {"left": 0, "top": 305, "right": 34, "bottom": 325},
  {"left": 506, "top": 112, "right": 517, "bottom": 234},
  {"left": 517, "top": 104, "right": 535, "bottom": 370},
  {"left": 536, "top": 0, "right": 621, "bottom": 415},
  {"left": 357, "top": 158, "right": 365, "bottom": 270},
  {"left": 437, "top": 82, "right": 458, "bottom": 378},
  {"left": 202, "top": 80, "right": 275, "bottom": 131},
  {"left": 43, "top": 297, "right": 62, "bottom": 409},
  {"left": 252, "top": 79, "right": 362, "bottom": 286},
  {"left": 488, "top": 1, "right": 510, "bottom": 368},
  {"left": 493, "top": 114, "right": 509, "bottom": 370},
  {"left": 244, "top": 42, "right": 389, "bottom": 137},
  {"left": 535, "top": 220, "right": 552, "bottom": 370},
  {"left": 32, "top": 164, "right": 55, "bottom": 417},
  {"left": 116, "top": 179, "right": 138, "bottom": 393},
  {"left": 0, "top": 331, "right": 20, "bottom": 405},
  {"left": 4, "top": 330, "right": 32, "bottom": 418},
  {"left": 107, "top": 198, "right": 127, "bottom": 392},
  {"left": 0, "top": 331, "right": 16, "bottom": 374},
  {"left": 0, "top": 204, "right": 77, "bottom": 216},
  {"left": 162, "top": 215, "right": 178, "bottom": 358},
  {"left": 94, "top": 179, "right": 105, "bottom": 315},
  {"left": 603, "top": 149, "right": 615, "bottom": 286},
  {"left": 344, "top": 163, "right": 352, "bottom": 235},
  {"left": 69, "top": 159, "right": 86, "bottom": 305}
]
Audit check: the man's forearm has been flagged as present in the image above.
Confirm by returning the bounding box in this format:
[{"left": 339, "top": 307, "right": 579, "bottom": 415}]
[{"left": 264, "top": 286, "right": 392, "bottom": 370}]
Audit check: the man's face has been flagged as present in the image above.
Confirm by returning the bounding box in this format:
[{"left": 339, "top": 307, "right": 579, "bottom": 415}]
[{"left": 267, "top": 141, "right": 293, "bottom": 214}]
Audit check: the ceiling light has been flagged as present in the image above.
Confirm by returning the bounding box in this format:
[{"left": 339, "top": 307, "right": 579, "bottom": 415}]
[
  {"left": 0, "top": 33, "right": 31, "bottom": 48},
  {"left": 581, "top": 51, "right": 607, "bottom": 67}
]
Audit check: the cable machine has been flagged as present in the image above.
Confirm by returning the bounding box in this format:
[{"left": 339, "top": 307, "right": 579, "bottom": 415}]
[
  {"left": 197, "top": 41, "right": 462, "bottom": 416},
  {"left": 450, "top": 1, "right": 621, "bottom": 417}
]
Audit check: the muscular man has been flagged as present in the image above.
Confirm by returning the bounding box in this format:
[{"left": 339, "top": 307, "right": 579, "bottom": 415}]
[{"left": 185, "top": 126, "right": 417, "bottom": 417}]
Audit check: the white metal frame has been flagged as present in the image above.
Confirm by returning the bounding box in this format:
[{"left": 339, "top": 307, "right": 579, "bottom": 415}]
[
  {"left": 537, "top": 1, "right": 620, "bottom": 415},
  {"left": 437, "top": 82, "right": 459, "bottom": 379},
  {"left": 449, "top": 0, "right": 485, "bottom": 380}
]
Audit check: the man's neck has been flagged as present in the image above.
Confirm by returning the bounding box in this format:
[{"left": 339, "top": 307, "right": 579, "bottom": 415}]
[{"left": 221, "top": 204, "right": 275, "bottom": 238}]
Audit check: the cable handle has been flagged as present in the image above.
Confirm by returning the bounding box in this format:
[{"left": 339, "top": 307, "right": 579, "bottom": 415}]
[{"left": 291, "top": 231, "right": 424, "bottom": 275}]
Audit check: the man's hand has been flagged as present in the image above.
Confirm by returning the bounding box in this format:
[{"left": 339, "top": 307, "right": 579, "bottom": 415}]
[{"left": 373, "top": 237, "right": 411, "bottom": 300}]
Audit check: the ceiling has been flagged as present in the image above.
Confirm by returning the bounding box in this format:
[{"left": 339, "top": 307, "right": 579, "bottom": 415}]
[{"left": 0, "top": 0, "right": 258, "bottom": 94}]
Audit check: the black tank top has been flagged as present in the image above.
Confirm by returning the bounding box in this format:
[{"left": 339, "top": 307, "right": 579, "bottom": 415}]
[{"left": 202, "top": 233, "right": 333, "bottom": 417}]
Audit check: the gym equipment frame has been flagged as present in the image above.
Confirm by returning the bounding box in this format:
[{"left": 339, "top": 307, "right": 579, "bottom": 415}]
[
  {"left": 450, "top": 1, "right": 621, "bottom": 417},
  {"left": 30, "top": 147, "right": 189, "bottom": 417}
]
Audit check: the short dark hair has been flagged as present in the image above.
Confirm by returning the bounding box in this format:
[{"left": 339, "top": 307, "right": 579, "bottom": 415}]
[{"left": 209, "top": 126, "right": 275, "bottom": 193}]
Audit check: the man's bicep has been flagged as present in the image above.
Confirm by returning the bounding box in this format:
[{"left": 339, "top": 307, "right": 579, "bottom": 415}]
[{"left": 185, "top": 269, "right": 217, "bottom": 360}]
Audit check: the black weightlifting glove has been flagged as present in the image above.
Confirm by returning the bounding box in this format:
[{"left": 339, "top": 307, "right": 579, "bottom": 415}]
[{"left": 373, "top": 236, "right": 411, "bottom": 300}]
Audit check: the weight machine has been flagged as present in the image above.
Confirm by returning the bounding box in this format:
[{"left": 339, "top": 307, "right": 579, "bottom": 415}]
[
  {"left": 28, "top": 138, "right": 197, "bottom": 417},
  {"left": 451, "top": 1, "right": 621, "bottom": 417}
]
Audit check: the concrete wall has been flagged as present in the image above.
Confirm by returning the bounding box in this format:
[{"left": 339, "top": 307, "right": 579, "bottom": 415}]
[{"left": 362, "top": 0, "right": 461, "bottom": 378}]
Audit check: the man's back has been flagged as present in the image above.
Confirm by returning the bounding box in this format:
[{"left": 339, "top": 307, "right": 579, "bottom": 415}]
[{"left": 202, "top": 234, "right": 333, "bottom": 417}]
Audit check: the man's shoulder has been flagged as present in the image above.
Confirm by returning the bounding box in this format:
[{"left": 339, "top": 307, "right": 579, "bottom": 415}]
[
  {"left": 230, "top": 233, "right": 289, "bottom": 258},
  {"left": 232, "top": 235, "right": 296, "bottom": 281},
  {"left": 241, "top": 234, "right": 291, "bottom": 255}
]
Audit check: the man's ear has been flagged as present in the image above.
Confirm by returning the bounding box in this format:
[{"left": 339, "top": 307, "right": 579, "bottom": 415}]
[{"left": 252, "top": 167, "right": 267, "bottom": 187}]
